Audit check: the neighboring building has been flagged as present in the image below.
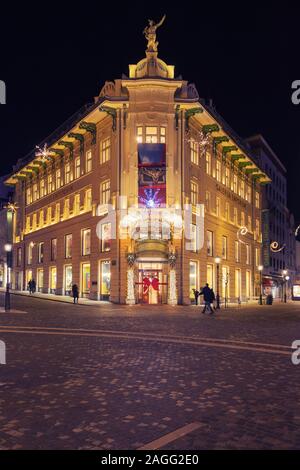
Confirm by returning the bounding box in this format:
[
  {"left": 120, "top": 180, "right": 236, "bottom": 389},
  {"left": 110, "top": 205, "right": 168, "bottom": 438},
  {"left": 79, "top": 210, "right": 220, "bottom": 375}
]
[
  {"left": 5, "top": 24, "right": 269, "bottom": 304},
  {"left": 247, "top": 135, "right": 296, "bottom": 299}
]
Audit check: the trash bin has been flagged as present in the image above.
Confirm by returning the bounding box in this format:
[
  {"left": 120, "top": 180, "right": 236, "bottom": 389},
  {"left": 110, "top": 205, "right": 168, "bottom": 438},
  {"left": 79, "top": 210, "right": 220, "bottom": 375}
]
[{"left": 266, "top": 294, "right": 273, "bottom": 305}]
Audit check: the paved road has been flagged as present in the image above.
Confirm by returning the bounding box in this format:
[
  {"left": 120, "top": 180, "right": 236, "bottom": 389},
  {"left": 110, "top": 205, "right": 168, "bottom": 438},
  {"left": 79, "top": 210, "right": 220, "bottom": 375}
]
[{"left": 0, "top": 293, "right": 300, "bottom": 450}]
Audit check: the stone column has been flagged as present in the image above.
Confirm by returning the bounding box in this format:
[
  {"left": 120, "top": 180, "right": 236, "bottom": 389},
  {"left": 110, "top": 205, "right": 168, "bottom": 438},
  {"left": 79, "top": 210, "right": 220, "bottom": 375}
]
[
  {"left": 126, "top": 267, "right": 136, "bottom": 305},
  {"left": 168, "top": 268, "right": 177, "bottom": 305}
]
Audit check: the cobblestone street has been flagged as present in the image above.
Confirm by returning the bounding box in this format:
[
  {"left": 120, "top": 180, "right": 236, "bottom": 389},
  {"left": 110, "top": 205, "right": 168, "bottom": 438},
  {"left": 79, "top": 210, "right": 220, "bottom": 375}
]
[{"left": 0, "top": 293, "right": 300, "bottom": 450}]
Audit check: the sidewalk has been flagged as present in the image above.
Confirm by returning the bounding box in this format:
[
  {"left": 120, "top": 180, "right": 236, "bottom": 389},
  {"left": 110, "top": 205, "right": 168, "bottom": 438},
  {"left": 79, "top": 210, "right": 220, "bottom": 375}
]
[{"left": 0, "top": 288, "right": 110, "bottom": 307}]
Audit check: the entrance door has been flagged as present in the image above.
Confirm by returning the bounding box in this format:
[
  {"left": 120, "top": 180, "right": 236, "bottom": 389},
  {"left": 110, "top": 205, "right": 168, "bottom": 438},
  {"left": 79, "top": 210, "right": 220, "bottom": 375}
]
[
  {"left": 137, "top": 262, "right": 167, "bottom": 304},
  {"left": 81, "top": 263, "right": 90, "bottom": 297}
]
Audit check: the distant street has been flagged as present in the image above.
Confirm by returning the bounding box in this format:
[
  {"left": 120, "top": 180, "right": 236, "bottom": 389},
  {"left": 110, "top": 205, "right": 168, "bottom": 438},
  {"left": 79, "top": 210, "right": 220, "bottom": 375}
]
[{"left": 0, "top": 293, "right": 300, "bottom": 450}]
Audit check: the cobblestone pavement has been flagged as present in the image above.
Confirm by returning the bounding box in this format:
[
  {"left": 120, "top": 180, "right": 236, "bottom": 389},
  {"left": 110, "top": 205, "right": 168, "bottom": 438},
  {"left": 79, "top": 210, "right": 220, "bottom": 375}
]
[{"left": 0, "top": 293, "right": 300, "bottom": 450}]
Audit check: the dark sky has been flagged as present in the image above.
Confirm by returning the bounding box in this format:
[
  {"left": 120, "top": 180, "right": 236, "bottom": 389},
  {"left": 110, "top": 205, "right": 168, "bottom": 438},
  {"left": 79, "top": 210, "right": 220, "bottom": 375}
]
[{"left": 1, "top": 2, "right": 300, "bottom": 222}]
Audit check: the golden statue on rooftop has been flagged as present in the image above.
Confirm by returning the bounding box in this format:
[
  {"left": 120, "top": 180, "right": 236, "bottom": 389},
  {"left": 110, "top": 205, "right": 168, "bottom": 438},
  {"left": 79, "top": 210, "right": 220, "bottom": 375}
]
[{"left": 143, "top": 14, "right": 166, "bottom": 52}]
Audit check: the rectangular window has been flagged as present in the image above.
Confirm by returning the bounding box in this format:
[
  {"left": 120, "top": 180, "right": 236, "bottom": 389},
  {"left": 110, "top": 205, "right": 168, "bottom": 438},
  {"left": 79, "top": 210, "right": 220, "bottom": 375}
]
[
  {"left": 65, "top": 234, "right": 72, "bottom": 259},
  {"left": 49, "top": 266, "right": 57, "bottom": 293},
  {"left": 246, "top": 244, "right": 250, "bottom": 265},
  {"left": 100, "top": 261, "right": 111, "bottom": 300},
  {"left": 32, "top": 213, "right": 37, "bottom": 230},
  {"left": 233, "top": 175, "right": 238, "bottom": 193},
  {"left": 55, "top": 203, "right": 61, "bottom": 222},
  {"left": 207, "top": 264, "right": 214, "bottom": 290},
  {"left": 247, "top": 185, "right": 251, "bottom": 203},
  {"left": 137, "top": 126, "right": 143, "bottom": 143},
  {"left": 56, "top": 169, "right": 61, "bottom": 189},
  {"left": 233, "top": 207, "right": 238, "bottom": 226},
  {"left": 235, "top": 240, "right": 240, "bottom": 262},
  {"left": 39, "top": 210, "right": 44, "bottom": 228},
  {"left": 235, "top": 269, "right": 242, "bottom": 299},
  {"left": 100, "top": 180, "right": 110, "bottom": 205},
  {"left": 205, "top": 191, "right": 211, "bottom": 212},
  {"left": 190, "top": 140, "right": 199, "bottom": 165},
  {"left": 26, "top": 188, "right": 32, "bottom": 205},
  {"left": 51, "top": 238, "right": 57, "bottom": 262},
  {"left": 64, "top": 265, "right": 72, "bottom": 294},
  {"left": 82, "top": 262, "right": 91, "bottom": 296},
  {"left": 241, "top": 211, "right": 245, "bottom": 227},
  {"left": 240, "top": 180, "right": 245, "bottom": 199},
  {"left": 40, "top": 179, "right": 46, "bottom": 198},
  {"left": 101, "top": 223, "right": 111, "bottom": 252},
  {"left": 48, "top": 174, "right": 53, "bottom": 194},
  {"left": 63, "top": 198, "right": 70, "bottom": 219},
  {"left": 225, "top": 202, "right": 229, "bottom": 221},
  {"left": 207, "top": 230, "right": 214, "bottom": 256},
  {"left": 191, "top": 181, "right": 198, "bottom": 206},
  {"left": 27, "top": 243, "right": 33, "bottom": 265},
  {"left": 255, "top": 218, "right": 260, "bottom": 239},
  {"left": 75, "top": 157, "right": 81, "bottom": 179},
  {"left": 38, "top": 242, "right": 44, "bottom": 263},
  {"left": 205, "top": 152, "right": 211, "bottom": 175},
  {"left": 100, "top": 137, "right": 111, "bottom": 164},
  {"left": 85, "top": 188, "right": 92, "bottom": 211},
  {"left": 216, "top": 161, "right": 221, "bottom": 181},
  {"left": 248, "top": 215, "right": 252, "bottom": 231},
  {"left": 86, "top": 150, "right": 92, "bottom": 173},
  {"left": 82, "top": 228, "right": 91, "bottom": 256},
  {"left": 255, "top": 247, "right": 260, "bottom": 267},
  {"left": 33, "top": 183, "right": 39, "bottom": 202},
  {"left": 225, "top": 168, "right": 230, "bottom": 187},
  {"left": 74, "top": 194, "right": 80, "bottom": 214},
  {"left": 222, "top": 266, "right": 230, "bottom": 299},
  {"left": 37, "top": 268, "right": 44, "bottom": 292},
  {"left": 17, "top": 247, "right": 22, "bottom": 267},
  {"left": 222, "top": 236, "right": 227, "bottom": 260},
  {"left": 145, "top": 126, "right": 158, "bottom": 143},
  {"left": 65, "top": 163, "right": 71, "bottom": 184},
  {"left": 246, "top": 270, "right": 251, "bottom": 298},
  {"left": 189, "top": 261, "right": 198, "bottom": 300}
]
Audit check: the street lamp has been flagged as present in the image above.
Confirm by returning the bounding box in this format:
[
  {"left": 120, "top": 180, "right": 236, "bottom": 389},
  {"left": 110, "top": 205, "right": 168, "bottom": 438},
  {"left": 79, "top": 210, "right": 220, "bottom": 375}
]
[
  {"left": 4, "top": 243, "right": 12, "bottom": 312},
  {"left": 258, "top": 265, "right": 263, "bottom": 305},
  {"left": 282, "top": 270, "right": 288, "bottom": 303},
  {"left": 215, "top": 256, "right": 221, "bottom": 309},
  {"left": 284, "top": 275, "right": 290, "bottom": 303}
]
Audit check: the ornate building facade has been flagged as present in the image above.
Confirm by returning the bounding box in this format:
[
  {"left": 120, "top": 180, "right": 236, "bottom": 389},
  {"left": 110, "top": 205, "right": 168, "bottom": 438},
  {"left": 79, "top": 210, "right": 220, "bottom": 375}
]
[{"left": 5, "top": 22, "right": 269, "bottom": 305}]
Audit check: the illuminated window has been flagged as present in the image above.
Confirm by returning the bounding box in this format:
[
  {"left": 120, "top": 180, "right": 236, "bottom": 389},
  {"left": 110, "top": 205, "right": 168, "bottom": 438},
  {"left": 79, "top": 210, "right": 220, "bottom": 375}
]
[
  {"left": 82, "top": 263, "right": 91, "bottom": 296},
  {"left": 246, "top": 244, "right": 250, "bottom": 265},
  {"left": 207, "top": 264, "right": 214, "bottom": 290},
  {"left": 55, "top": 203, "right": 60, "bottom": 222},
  {"left": 241, "top": 211, "right": 245, "bottom": 227},
  {"left": 47, "top": 206, "right": 52, "bottom": 224},
  {"left": 75, "top": 157, "right": 81, "bottom": 179},
  {"left": 49, "top": 266, "right": 57, "bottom": 293},
  {"left": 233, "top": 175, "right": 238, "bottom": 193},
  {"left": 65, "top": 163, "right": 71, "bottom": 184},
  {"left": 189, "top": 261, "right": 198, "bottom": 300},
  {"left": 247, "top": 185, "right": 252, "bottom": 203},
  {"left": 207, "top": 230, "right": 214, "bottom": 256},
  {"left": 82, "top": 228, "right": 91, "bottom": 256},
  {"left": 85, "top": 188, "right": 92, "bottom": 211},
  {"left": 235, "top": 269, "right": 242, "bottom": 298},
  {"left": 190, "top": 140, "right": 199, "bottom": 165},
  {"left": 137, "top": 126, "right": 166, "bottom": 143},
  {"left": 205, "top": 152, "right": 211, "bottom": 175},
  {"left": 65, "top": 234, "right": 72, "bottom": 259},
  {"left": 63, "top": 199, "right": 70, "bottom": 218},
  {"left": 255, "top": 219, "right": 260, "bottom": 239},
  {"left": 205, "top": 191, "right": 211, "bottom": 212},
  {"left": 26, "top": 216, "right": 31, "bottom": 232},
  {"left": 55, "top": 169, "right": 60, "bottom": 189},
  {"left": 216, "top": 197, "right": 220, "bottom": 217},
  {"left": 40, "top": 179, "right": 46, "bottom": 198},
  {"left": 137, "top": 126, "right": 143, "bottom": 143},
  {"left": 216, "top": 161, "right": 221, "bottom": 181},
  {"left": 39, "top": 210, "right": 44, "bottom": 227},
  {"left": 100, "top": 261, "right": 111, "bottom": 300},
  {"left": 100, "top": 180, "right": 110, "bottom": 205},
  {"left": 222, "top": 236, "right": 228, "bottom": 260},
  {"left": 225, "top": 202, "right": 229, "bottom": 221},
  {"left": 248, "top": 215, "right": 252, "bottom": 231},
  {"left": 222, "top": 266, "right": 230, "bottom": 298},
  {"left": 33, "top": 183, "right": 39, "bottom": 202},
  {"left": 64, "top": 265, "right": 72, "bottom": 294},
  {"left": 225, "top": 168, "right": 230, "bottom": 187},
  {"left": 26, "top": 188, "right": 32, "bottom": 205},
  {"left": 190, "top": 224, "right": 197, "bottom": 252},
  {"left": 101, "top": 223, "right": 111, "bottom": 252},
  {"left": 240, "top": 180, "right": 245, "bottom": 199},
  {"left": 246, "top": 270, "right": 251, "bottom": 298},
  {"left": 86, "top": 150, "right": 92, "bottom": 173},
  {"left": 145, "top": 126, "right": 158, "bottom": 143},
  {"left": 191, "top": 181, "right": 198, "bottom": 206},
  {"left": 27, "top": 243, "right": 33, "bottom": 265},
  {"left": 38, "top": 242, "right": 44, "bottom": 263},
  {"left": 48, "top": 174, "right": 53, "bottom": 194},
  {"left": 74, "top": 194, "right": 80, "bottom": 214},
  {"left": 100, "top": 137, "right": 111, "bottom": 164},
  {"left": 233, "top": 207, "right": 238, "bottom": 226},
  {"left": 51, "top": 238, "right": 57, "bottom": 261},
  {"left": 32, "top": 213, "right": 37, "bottom": 230},
  {"left": 255, "top": 247, "right": 260, "bottom": 266},
  {"left": 37, "top": 269, "right": 44, "bottom": 292}
]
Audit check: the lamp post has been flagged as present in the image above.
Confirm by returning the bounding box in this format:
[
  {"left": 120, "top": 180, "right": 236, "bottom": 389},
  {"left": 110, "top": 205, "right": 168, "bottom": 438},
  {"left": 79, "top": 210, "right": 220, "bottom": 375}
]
[
  {"left": 215, "top": 256, "right": 221, "bottom": 309},
  {"left": 282, "top": 270, "right": 287, "bottom": 303},
  {"left": 258, "top": 265, "right": 263, "bottom": 305},
  {"left": 4, "top": 243, "right": 12, "bottom": 312},
  {"left": 284, "top": 275, "right": 290, "bottom": 303}
]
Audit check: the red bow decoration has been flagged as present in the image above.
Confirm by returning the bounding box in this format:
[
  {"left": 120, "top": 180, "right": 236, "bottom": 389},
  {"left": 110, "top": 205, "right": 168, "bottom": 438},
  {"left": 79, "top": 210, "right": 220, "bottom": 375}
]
[{"left": 143, "top": 277, "right": 159, "bottom": 293}]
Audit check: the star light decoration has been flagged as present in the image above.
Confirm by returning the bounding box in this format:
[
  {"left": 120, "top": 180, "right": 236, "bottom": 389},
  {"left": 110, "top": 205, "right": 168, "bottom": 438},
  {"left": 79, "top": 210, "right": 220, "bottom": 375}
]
[
  {"left": 270, "top": 241, "right": 286, "bottom": 253},
  {"left": 4, "top": 202, "right": 19, "bottom": 213},
  {"left": 35, "top": 143, "right": 54, "bottom": 161},
  {"left": 139, "top": 188, "right": 163, "bottom": 208},
  {"left": 185, "top": 128, "right": 210, "bottom": 157},
  {"left": 237, "top": 226, "right": 249, "bottom": 244}
]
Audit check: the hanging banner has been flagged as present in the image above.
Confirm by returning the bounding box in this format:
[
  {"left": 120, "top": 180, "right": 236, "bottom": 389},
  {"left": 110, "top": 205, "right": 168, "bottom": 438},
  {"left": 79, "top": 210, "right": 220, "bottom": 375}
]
[{"left": 138, "top": 144, "right": 166, "bottom": 208}]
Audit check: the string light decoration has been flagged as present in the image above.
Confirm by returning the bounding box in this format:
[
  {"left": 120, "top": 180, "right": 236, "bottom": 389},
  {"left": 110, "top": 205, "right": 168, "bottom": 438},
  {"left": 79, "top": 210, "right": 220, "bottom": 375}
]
[
  {"left": 185, "top": 129, "right": 210, "bottom": 157},
  {"left": 295, "top": 225, "right": 300, "bottom": 238},
  {"left": 35, "top": 144, "right": 54, "bottom": 161},
  {"left": 270, "top": 241, "right": 286, "bottom": 253},
  {"left": 4, "top": 202, "right": 19, "bottom": 213},
  {"left": 237, "top": 226, "right": 249, "bottom": 244}
]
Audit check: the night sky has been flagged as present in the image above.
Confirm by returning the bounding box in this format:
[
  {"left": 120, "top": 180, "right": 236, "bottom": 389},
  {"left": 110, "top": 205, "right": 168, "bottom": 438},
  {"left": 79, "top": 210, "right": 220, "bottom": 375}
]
[{"left": 1, "top": 3, "right": 300, "bottom": 222}]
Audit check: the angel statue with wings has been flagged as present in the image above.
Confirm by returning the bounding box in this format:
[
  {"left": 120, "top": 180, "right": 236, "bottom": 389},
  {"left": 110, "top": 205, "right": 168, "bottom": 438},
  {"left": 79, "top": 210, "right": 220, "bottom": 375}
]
[{"left": 143, "top": 14, "right": 166, "bottom": 52}]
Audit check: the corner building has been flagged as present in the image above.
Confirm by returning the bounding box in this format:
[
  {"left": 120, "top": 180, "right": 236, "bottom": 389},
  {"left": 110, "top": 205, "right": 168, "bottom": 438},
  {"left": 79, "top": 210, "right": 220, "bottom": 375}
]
[{"left": 6, "top": 33, "right": 270, "bottom": 305}]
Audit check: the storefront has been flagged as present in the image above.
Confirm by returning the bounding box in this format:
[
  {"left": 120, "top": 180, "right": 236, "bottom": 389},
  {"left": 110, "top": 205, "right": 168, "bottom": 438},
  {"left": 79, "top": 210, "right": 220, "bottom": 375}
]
[
  {"left": 81, "top": 263, "right": 90, "bottom": 297},
  {"left": 49, "top": 266, "right": 57, "bottom": 294},
  {"left": 64, "top": 265, "right": 72, "bottom": 295},
  {"left": 37, "top": 268, "right": 44, "bottom": 293},
  {"left": 100, "top": 260, "right": 111, "bottom": 301},
  {"left": 137, "top": 261, "right": 167, "bottom": 304}
]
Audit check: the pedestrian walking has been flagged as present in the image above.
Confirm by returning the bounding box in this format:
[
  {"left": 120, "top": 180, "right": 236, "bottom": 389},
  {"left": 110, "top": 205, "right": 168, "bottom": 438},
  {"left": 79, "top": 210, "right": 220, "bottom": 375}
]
[
  {"left": 28, "top": 279, "right": 33, "bottom": 294},
  {"left": 200, "top": 283, "right": 214, "bottom": 314},
  {"left": 31, "top": 279, "right": 36, "bottom": 293},
  {"left": 210, "top": 288, "right": 216, "bottom": 310},
  {"left": 72, "top": 284, "right": 79, "bottom": 304},
  {"left": 193, "top": 288, "right": 200, "bottom": 305}
]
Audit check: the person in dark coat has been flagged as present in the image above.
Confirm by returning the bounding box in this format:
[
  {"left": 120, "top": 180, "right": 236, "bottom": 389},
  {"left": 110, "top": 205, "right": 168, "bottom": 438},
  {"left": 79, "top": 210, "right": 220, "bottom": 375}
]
[
  {"left": 31, "top": 279, "right": 36, "bottom": 293},
  {"left": 193, "top": 288, "right": 200, "bottom": 305},
  {"left": 28, "top": 279, "right": 33, "bottom": 294},
  {"left": 72, "top": 284, "right": 79, "bottom": 304},
  {"left": 200, "top": 283, "right": 214, "bottom": 314}
]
